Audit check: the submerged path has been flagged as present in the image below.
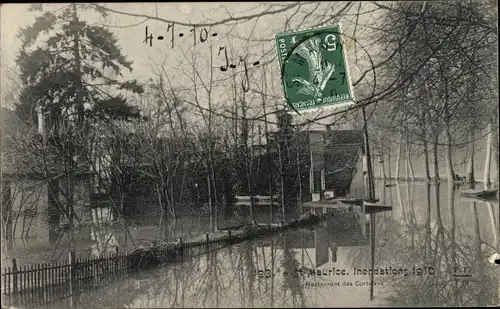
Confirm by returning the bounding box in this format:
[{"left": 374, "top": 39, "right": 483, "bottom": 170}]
[{"left": 2, "top": 205, "right": 355, "bottom": 309}]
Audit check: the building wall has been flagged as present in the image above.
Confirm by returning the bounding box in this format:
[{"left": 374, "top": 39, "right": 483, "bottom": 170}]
[
  {"left": 349, "top": 152, "right": 366, "bottom": 198},
  {"left": 56, "top": 175, "right": 92, "bottom": 224},
  {"left": 3, "top": 176, "right": 92, "bottom": 240}
]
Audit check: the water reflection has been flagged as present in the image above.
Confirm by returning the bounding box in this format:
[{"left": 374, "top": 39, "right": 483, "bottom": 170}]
[
  {"left": 3, "top": 181, "right": 500, "bottom": 308},
  {"left": 379, "top": 181, "right": 499, "bottom": 307},
  {"left": 1, "top": 201, "right": 276, "bottom": 265}
]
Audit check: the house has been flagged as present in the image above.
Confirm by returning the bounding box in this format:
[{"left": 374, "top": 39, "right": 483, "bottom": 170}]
[
  {"left": 1, "top": 107, "right": 93, "bottom": 239},
  {"left": 247, "top": 126, "right": 365, "bottom": 203},
  {"left": 323, "top": 128, "right": 365, "bottom": 199}
]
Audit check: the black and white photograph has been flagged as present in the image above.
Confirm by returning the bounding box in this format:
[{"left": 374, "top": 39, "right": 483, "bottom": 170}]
[{"left": 0, "top": 1, "right": 499, "bottom": 308}]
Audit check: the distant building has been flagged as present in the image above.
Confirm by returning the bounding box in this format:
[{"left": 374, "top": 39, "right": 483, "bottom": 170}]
[
  {"left": 248, "top": 126, "right": 365, "bottom": 202},
  {"left": 1, "top": 107, "right": 93, "bottom": 239},
  {"left": 324, "top": 129, "right": 365, "bottom": 199}
]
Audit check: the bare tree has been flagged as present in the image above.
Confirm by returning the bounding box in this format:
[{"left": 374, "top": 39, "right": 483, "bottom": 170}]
[{"left": 372, "top": 0, "right": 497, "bottom": 184}]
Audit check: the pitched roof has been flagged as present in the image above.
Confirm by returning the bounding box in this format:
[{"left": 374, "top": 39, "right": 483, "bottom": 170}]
[
  {"left": 328, "top": 129, "right": 364, "bottom": 145},
  {"left": 324, "top": 130, "right": 364, "bottom": 191}
]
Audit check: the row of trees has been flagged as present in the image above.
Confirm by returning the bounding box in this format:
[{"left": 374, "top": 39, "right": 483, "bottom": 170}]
[{"left": 367, "top": 0, "right": 498, "bottom": 186}]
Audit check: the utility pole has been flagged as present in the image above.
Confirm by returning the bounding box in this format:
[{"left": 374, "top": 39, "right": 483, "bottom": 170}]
[
  {"left": 496, "top": 86, "right": 500, "bottom": 266},
  {"left": 369, "top": 212, "right": 375, "bottom": 301},
  {"left": 362, "top": 106, "right": 376, "bottom": 202},
  {"left": 497, "top": 96, "right": 499, "bottom": 197}
]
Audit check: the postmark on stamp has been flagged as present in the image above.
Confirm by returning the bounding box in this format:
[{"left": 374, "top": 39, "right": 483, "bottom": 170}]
[{"left": 275, "top": 24, "right": 355, "bottom": 113}]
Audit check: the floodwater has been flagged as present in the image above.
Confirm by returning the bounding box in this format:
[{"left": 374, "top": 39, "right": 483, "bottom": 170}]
[{"left": 2, "top": 180, "right": 500, "bottom": 308}]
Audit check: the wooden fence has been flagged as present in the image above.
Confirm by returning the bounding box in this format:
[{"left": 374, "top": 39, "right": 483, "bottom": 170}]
[
  {"left": 1, "top": 249, "right": 130, "bottom": 308},
  {"left": 1, "top": 230, "right": 243, "bottom": 308},
  {"left": 1, "top": 213, "right": 334, "bottom": 308}
]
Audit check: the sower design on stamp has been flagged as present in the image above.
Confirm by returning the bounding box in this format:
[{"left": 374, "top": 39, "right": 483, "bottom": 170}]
[{"left": 275, "top": 24, "right": 355, "bottom": 113}]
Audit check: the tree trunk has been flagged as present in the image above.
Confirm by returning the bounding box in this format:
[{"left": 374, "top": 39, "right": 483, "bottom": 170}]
[
  {"left": 396, "top": 134, "right": 403, "bottom": 180},
  {"left": 467, "top": 129, "right": 476, "bottom": 184},
  {"left": 396, "top": 182, "right": 406, "bottom": 224},
  {"left": 445, "top": 128, "right": 454, "bottom": 183},
  {"left": 487, "top": 202, "right": 498, "bottom": 253},
  {"left": 433, "top": 134, "right": 440, "bottom": 181},
  {"left": 387, "top": 147, "right": 392, "bottom": 180},
  {"left": 119, "top": 195, "right": 125, "bottom": 213},
  {"left": 409, "top": 159, "right": 415, "bottom": 182},
  {"left": 280, "top": 172, "right": 285, "bottom": 223},
  {"left": 405, "top": 145, "right": 410, "bottom": 182},
  {"left": 420, "top": 101, "right": 430, "bottom": 182},
  {"left": 424, "top": 182, "right": 432, "bottom": 260},
  {"left": 494, "top": 105, "right": 500, "bottom": 190},
  {"left": 72, "top": 3, "right": 85, "bottom": 125},
  {"left": 407, "top": 143, "right": 415, "bottom": 182},
  {"left": 492, "top": 120, "right": 499, "bottom": 187},
  {"left": 155, "top": 182, "right": 164, "bottom": 213},
  {"left": 379, "top": 147, "right": 386, "bottom": 180},
  {"left": 266, "top": 133, "right": 274, "bottom": 222},
  {"left": 423, "top": 140, "right": 431, "bottom": 182},
  {"left": 170, "top": 174, "right": 176, "bottom": 218},
  {"left": 484, "top": 122, "right": 492, "bottom": 188},
  {"left": 248, "top": 123, "right": 254, "bottom": 222},
  {"left": 447, "top": 179, "right": 457, "bottom": 295},
  {"left": 296, "top": 145, "right": 302, "bottom": 205},
  {"left": 207, "top": 173, "right": 214, "bottom": 230}
]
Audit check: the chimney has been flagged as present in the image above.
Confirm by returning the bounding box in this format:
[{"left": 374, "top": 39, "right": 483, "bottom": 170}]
[
  {"left": 37, "top": 106, "right": 45, "bottom": 135},
  {"left": 326, "top": 124, "right": 332, "bottom": 137}
]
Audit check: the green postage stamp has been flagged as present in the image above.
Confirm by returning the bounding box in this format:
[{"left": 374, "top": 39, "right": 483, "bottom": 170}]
[{"left": 275, "top": 24, "right": 355, "bottom": 113}]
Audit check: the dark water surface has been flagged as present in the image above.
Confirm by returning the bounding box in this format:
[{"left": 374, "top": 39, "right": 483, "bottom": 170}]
[{"left": 2, "top": 181, "right": 500, "bottom": 308}]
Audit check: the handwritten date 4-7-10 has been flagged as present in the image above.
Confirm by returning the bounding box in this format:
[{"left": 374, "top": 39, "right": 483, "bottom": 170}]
[{"left": 143, "top": 25, "right": 217, "bottom": 48}]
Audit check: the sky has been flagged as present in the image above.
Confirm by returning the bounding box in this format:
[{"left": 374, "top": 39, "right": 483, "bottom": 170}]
[{"left": 0, "top": 2, "right": 383, "bottom": 130}]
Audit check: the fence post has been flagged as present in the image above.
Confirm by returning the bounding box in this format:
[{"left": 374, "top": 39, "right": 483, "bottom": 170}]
[
  {"left": 68, "top": 251, "right": 75, "bottom": 297},
  {"left": 114, "top": 246, "right": 119, "bottom": 276},
  {"left": 7, "top": 266, "right": 11, "bottom": 295},
  {"left": 3, "top": 265, "right": 7, "bottom": 295},
  {"left": 12, "top": 258, "right": 17, "bottom": 295},
  {"left": 29, "top": 265, "right": 33, "bottom": 295}
]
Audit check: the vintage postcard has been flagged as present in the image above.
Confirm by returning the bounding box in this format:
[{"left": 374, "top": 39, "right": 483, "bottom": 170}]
[{"left": 1, "top": 2, "right": 499, "bottom": 308}]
